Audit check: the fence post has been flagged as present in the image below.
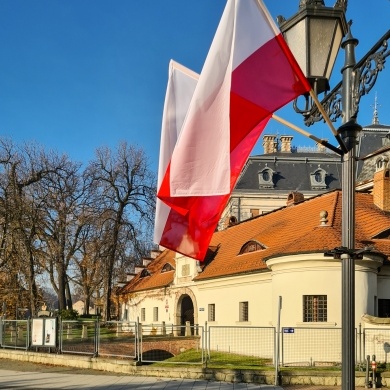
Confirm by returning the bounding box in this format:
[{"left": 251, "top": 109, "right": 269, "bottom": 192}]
[
  {"left": 26, "top": 318, "right": 30, "bottom": 351},
  {"left": 94, "top": 318, "right": 99, "bottom": 357},
  {"left": 275, "top": 296, "right": 282, "bottom": 386},
  {"left": 137, "top": 317, "right": 141, "bottom": 363},
  {"left": 0, "top": 316, "right": 3, "bottom": 347},
  {"left": 205, "top": 321, "right": 208, "bottom": 365},
  {"left": 358, "top": 323, "right": 362, "bottom": 365}
]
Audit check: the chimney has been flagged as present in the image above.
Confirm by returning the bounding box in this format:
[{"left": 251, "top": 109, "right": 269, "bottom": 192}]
[
  {"left": 316, "top": 140, "right": 327, "bottom": 153},
  {"left": 142, "top": 257, "right": 153, "bottom": 267},
  {"left": 126, "top": 273, "right": 136, "bottom": 282},
  {"left": 150, "top": 249, "right": 161, "bottom": 259},
  {"left": 280, "top": 135, "right": 293, "bottom": 152},
  {"left": 134, "top": 266, "right": 145, "bottom": 274},
  {"left": 263, "top": 135, "right": 277, "bottom": 154},
  {"left": 287, "top": 191, "right": 304, "bottom": 206},
  {"left": 373, "top": 165, "right": 390, "bottom": 211}
]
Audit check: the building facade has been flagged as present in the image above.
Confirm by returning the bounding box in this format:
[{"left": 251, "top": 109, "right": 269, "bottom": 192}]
[{"left": 119, "top": 166, "right": 390, "bottom": 331}]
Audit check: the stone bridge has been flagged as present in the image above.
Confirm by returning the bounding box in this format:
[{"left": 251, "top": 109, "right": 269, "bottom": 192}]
[{"left": 61, "top": 334, "right": 201, "bottom": 361}]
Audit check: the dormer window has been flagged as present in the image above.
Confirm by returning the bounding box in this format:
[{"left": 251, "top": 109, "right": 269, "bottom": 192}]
[
  {"left": 310, "top": 166, "right": 327, "bottom": 190},
  {"left": 161, "top": 263, "right": 175, "bottom": 273},
  {"left": 376, "top": 156, "right": 389, "bottom": 172},
  {"left": 373, "top": 227, "right": 390, "bottom": 239},
  {"left": 239, "top": 240, "right": 265, "bottom": 255},
  {"left": 258, "top": 166, "right": 274, "bottom": 188},
  {"left": 140, "top": 269, "right": 151, "bottom": 278}
]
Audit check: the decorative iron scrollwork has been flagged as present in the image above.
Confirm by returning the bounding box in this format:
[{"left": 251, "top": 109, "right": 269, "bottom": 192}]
[{"left": 297, "top": 30, "right": 390, "bottom": 127}]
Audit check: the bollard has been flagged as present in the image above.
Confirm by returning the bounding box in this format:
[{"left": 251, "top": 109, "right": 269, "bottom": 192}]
[
  {"left": 371, "top": 354, "right": 377, "bottom": 389},
  {"left": 185, "top": 321, "right": 191, "bottom": 336},
  {"left": 81, "top": 324, "right": 88, "bottom": 339}
]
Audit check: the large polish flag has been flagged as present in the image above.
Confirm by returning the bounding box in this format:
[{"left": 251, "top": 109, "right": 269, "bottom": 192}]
[{"left": 156, "top": 0, "right": 311, "bottom": 260}]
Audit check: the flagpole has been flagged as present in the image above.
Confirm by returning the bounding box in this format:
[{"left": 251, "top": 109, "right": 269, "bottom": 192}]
[
  {"left": 309, "top": 90, "right": 348, "bottom": 154},
  {"left": 272, "top": 114, "right": 342, "bottom": 155}
]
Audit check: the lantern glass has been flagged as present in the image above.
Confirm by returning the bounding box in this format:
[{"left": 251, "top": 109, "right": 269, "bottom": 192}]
[{"left": 279, "top": 4, "right": 347, "bottom": 95}]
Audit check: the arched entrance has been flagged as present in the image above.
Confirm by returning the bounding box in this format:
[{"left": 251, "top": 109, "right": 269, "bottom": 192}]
[{"left": 177, "top": 294, "right": 194, "bottom": 335}]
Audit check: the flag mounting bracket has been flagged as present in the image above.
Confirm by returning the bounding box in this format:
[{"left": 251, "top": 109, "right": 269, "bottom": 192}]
[{"left": 324, "top": 246, "right": 374, "bottom": 260}]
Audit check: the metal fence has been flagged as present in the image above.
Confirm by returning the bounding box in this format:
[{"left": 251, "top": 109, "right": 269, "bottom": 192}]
[
  {"left": 208, "top": 325, "right": 275, "bottom": 366},
  {"left": 281, "top": 327, "right": 345, "bottom": 366},
  {"left": 0, "top": 320, "right": 29, "bottom": 350},
  {"left": 60, "top": 320, "right": 98, "bottom": 356},
  {"left": 2, "top": 318, "right": 390, "bottom": 368},
  {"left": 364, "top": 328, "right": 390, "bottom": 363}
]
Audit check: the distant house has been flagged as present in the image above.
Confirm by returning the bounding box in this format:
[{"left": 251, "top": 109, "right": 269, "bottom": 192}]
[
  {"left": 72, "top": 300, "right": 95, "bottom": 316},
  {"left": 119, "top": 160, "right": 390, "bottom": 332}
]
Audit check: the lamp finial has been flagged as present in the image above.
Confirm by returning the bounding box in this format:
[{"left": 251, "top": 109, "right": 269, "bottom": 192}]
[{"left": 334, "top": 0, "right": 348, "bottom": 12}]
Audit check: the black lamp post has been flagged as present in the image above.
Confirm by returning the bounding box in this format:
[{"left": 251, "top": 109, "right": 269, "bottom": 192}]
[{"left": 278, "top": 2, "right": 389, "bottom": 389}]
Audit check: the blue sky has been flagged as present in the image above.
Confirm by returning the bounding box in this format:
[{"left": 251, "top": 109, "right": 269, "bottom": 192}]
[{"left": 0, "top": 0, "right": 389, "bottom": 172}]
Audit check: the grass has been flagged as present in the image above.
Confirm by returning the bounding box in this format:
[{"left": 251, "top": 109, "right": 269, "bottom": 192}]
[
  {"left": 151, "top": 348, "right": 275, "bottom": 369},
  {"left": 151, "top": 349, "right": 371, "bottom": 372}
]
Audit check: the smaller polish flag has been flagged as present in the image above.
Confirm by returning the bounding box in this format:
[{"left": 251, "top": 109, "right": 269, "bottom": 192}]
[
  {"left": 156, "top": 0, "right": 311, "bottom": 260},
  {"left": 154, "top": 60, "right": 198, "bottom": 247}
]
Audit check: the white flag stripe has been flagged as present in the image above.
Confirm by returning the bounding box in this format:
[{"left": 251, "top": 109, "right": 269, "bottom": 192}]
[
  {"left": 154, "top": 61, "right": 198, "bottom": 244},
  {"left": 232, "top": 0, "right": 276, "bottom": 70}
]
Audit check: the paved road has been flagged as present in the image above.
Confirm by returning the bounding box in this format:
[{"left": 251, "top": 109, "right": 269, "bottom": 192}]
[{"left": 0, "top": 360, "right": 376, "bottom": 390}]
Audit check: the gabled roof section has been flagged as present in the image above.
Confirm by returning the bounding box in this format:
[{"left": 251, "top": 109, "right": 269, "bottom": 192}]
[
  {"left": 194, "top": 190, "right": 390, "bottom": 281},
  {"left": 120, "top": 249, "right": 176, "bottom": 294}
]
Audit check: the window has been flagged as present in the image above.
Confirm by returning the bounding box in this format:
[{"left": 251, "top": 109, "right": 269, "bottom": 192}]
[
  {"left": 141, "top": 308, "right": 146, "bottom": 322},
  {"left": 378, "top": 299, "right": 390, "bottom": 317},
  {"left": 182, "top": 264, "right": 190, "bottom": 276},
  {"left": 123, "top": 308, "right": 128, "bottom": 321},
  {"left": 303, "top": 295, "right": 327, "bottom": 322},
  {"left": 239, "top": 301, "right": 249, "bottom": 322},
  {"left": 258, "top": 167, "right": 274, "bottom": 188},
  {"left": 140, "top": 269, "right": 151, "bottom": 278},
  {"left": 208, "top": 304, "right": 215, "bottom": 322},
  {"left": 239, "top": 240, "right": 265, "bottom": 254},
  {"left": 310, "top": 167, "right": 327, "bottom": 189},
  {"left": 161, "top": 263, "right": 174, "bottom": 273},
  {"left": 153, "top": 307, "right": 159, "bottom": 322}
]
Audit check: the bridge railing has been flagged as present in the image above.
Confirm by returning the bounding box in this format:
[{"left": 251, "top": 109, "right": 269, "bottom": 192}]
[{"left": 139, "top": 322, "right": 204, "bottom": 364}]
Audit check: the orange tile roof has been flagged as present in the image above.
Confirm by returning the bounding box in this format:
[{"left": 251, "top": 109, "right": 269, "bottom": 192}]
[{"left": 120, "top": 190, "right": 390, "bottom": 293}]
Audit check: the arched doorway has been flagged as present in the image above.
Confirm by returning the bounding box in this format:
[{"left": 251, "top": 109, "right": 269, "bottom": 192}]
[{"left": 177, "top": 294, "right": 194, "bottom": 335}]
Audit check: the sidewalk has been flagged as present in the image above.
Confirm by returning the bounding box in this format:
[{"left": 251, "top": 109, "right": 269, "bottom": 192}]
[
  {"left": 0, "top": 360, "right": 376, "bottom": 389},
  {"left": 0, "top": 359, "right": 280, "bottom": 389}
]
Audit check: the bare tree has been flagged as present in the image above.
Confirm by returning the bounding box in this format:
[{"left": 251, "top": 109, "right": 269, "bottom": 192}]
[
  {"left": 84, "top": 142, "right": 156, "bottom": 320},
  {"left": 35, "top": 154, "right": 86, "bottom": 311}
]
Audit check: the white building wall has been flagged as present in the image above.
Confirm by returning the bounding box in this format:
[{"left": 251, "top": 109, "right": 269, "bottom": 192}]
[
  {"left": 268, "top": 254, "right": 341, "bottom": 328},
  {"left": 267, "top": 253, "right": 383, "bottom": 329},
  {"left": 195, "top": 272, "right": 272, "bottom": 327},
  {"left": 122, "top": 253, "right": 386, "bottom": 331}
]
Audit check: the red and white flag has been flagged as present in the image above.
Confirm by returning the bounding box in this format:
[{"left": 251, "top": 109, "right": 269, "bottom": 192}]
[
  {"left": 154, "top": 60, "right": 198, "bottom": 246},
  {"left": 156, "top": 0, "right": 311, "bottom": 260}
]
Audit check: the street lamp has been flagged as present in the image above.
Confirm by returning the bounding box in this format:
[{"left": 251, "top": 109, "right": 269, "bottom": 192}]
[
  {"left": 278, "top": 0, "right": 348, "bottom": 97},
  {"left": 278, "top": 1, "right": 389, "bottom": 390}
]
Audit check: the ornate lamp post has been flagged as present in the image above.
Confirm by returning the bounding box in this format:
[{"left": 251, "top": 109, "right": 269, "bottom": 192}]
[{"left": 278, "top": 1, "right": 390, "bottom": 389}]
